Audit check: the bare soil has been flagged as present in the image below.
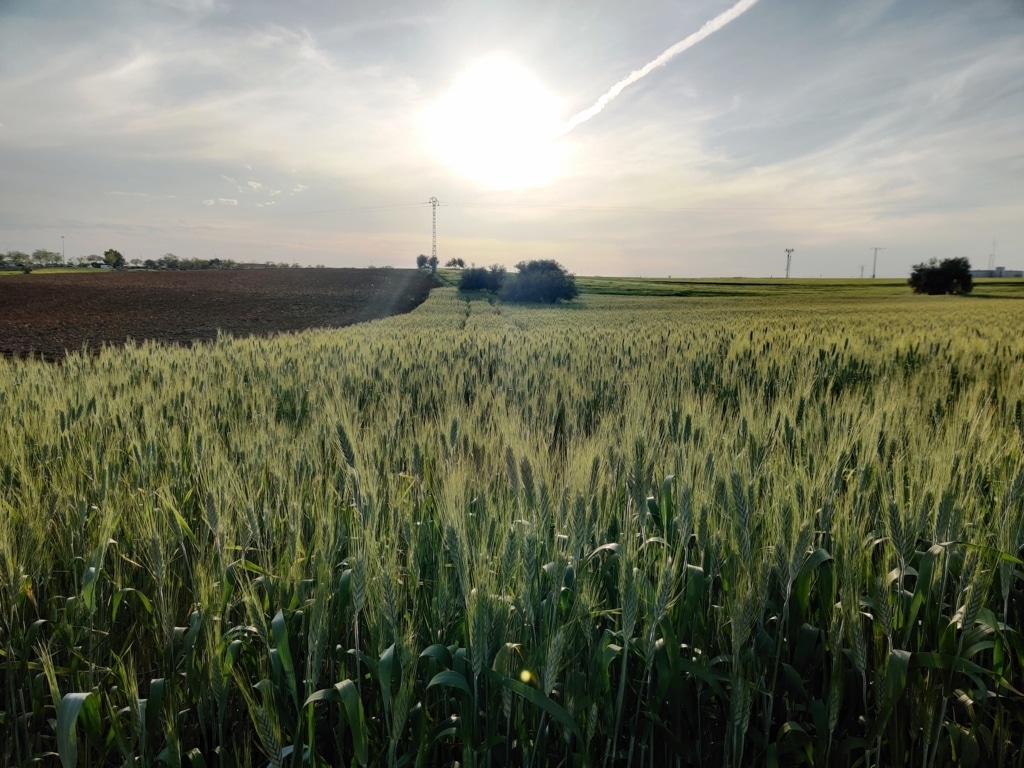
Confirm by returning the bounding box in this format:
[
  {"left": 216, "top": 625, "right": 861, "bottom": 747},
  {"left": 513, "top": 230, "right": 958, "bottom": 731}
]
[{"left": 0, "top": 268, "right": 435, "bottom": 361}]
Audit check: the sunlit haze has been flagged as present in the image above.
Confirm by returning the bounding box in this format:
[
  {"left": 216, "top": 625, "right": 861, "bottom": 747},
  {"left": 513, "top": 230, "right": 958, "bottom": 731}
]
[
  {"left": 1, "top": 0, "right": 1022, "bottom": 276},
  {"left": 425, "top": 56, "right": 565, "bottom": 190}
]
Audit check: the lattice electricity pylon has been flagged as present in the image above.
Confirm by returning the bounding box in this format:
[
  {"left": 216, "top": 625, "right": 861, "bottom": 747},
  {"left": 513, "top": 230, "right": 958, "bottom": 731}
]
[{"left": 427, "top": 197, "right": 442, "bottom": 262}]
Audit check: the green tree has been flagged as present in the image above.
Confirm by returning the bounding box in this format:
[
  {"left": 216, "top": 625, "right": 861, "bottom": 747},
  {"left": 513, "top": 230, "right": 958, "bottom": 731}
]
[
  {"left": 416, "top": 254, "right": 429, "bottom": 269},
  {"left": 32, "top": 249, "right": 61, "bottom": 267},
  {"left": 501, "top": 259, "right": 579, "bottom": 303},
  {"left": 103, "top": 249, "right": 126, "bottom": 269},
  {"left": 428, "top": 255, "right": 439, "bottom": 274},
  {"left": 3, "top": 250, "right": 29, "bottom": 271},
  {"left": 445, "top": 257, "right": 466, "bottom": 268},
  {"left": 908, "top": 257, "right": 972, "bottom": 295}
]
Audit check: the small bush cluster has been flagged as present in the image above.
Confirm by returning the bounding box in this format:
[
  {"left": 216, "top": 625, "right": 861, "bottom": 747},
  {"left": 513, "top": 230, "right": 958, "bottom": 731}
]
[
  {"left": 502, "top": 260, "right": 579, "bottom": 303},
  {"left": 459, "top": 259, "right": 578, "bottom": 303},
  {"left": 909, "top": 257, "right": 973, "bottom": 295},
  {"left": 459, "top": 264, "right": 507, "bottom": 293}
]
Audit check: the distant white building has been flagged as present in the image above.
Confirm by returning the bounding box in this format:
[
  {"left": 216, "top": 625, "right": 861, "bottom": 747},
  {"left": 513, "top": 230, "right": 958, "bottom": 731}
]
[{"left": 970, "top": 266, "right": 1023, "bottom": 278}]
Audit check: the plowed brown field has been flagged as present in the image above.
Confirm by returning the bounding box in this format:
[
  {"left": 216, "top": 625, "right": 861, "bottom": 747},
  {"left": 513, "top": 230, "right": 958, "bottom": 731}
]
[{"left": 0, "top": 268, "right": 435, "bottom": 361}]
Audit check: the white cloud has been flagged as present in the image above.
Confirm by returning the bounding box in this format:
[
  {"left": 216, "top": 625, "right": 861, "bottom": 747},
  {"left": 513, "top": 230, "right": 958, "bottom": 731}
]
[
  {"left": 203, "top": 199, "right": 215, "bottom": 205},
  {"left": 218, "top": 198, "right": 238, "bottom": 205},
  {"left": 247, "top": 181, "right": 262, "bottom": 190},
  {"left": 152, "top": 0, "right": 223, "bottom": 13},
  {"left": 292, "top": 184, "right": 308, "bottom": 194},
  {"left": 269, "top": 189, "right": 281, "bottom": 196},
  {"left": 12, "top": 22, "right": 427, "bottom": 175}
]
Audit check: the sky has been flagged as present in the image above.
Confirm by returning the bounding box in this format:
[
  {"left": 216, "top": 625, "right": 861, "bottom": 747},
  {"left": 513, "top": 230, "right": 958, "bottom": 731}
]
[{"left": 1, "top": 0, "right": 1022, "bottom": 277}]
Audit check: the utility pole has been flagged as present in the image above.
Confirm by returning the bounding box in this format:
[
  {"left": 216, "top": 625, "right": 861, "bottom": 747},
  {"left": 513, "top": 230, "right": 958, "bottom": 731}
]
[
  {"left": 61, "top": 235, "right": 65, "bottom": 263},
  {"left": 785, "top": 248, "right": 794, "bottom": 279},
  {"left": 859, "top": 265, "right": 865, "bottom": 279},
  {"left": 870, "top": 246, "right": 884, "bottom": 278},
  {"left": 989, "top": 240, "right": 997, "bottom": 271}
]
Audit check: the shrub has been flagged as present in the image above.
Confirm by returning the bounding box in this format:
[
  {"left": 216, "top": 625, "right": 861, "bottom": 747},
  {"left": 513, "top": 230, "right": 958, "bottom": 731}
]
[
  {"left": 909, "top": 257, "right": 972, "bottom": 295},
  {"left": 459, "top": 264, "right": 506, "bottom": 293},
  {"left": 501, "top": 259, "right": 579, "bottom": 303}
]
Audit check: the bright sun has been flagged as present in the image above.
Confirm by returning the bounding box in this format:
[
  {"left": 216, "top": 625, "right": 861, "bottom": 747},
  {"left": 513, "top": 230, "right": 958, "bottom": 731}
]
[{"left": 425, "top": 55, "right": 566, "bottom": 190}]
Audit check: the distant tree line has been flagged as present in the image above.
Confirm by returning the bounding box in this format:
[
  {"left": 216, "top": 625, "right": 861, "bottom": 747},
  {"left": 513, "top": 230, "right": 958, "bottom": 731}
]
[
  {"left": 2, "top": 250, "right": 382, "bottom": 272},
  {"left": 1, "top": 249, "right": 65, "bottom": 272},
  {"left": 458, "top": 259, "right": 579, "bottom": 303},
  {"left": 0, "top": 249, "right": 252, "bottom": 272},
  {"left": 139, "top": 253, "right": 238, "bottom": 271}
]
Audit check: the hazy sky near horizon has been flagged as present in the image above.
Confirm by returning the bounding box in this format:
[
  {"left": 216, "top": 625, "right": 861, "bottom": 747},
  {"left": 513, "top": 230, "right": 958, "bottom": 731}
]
[{"left": 1, "top": 0, "right": 1022, "bottom": 277}]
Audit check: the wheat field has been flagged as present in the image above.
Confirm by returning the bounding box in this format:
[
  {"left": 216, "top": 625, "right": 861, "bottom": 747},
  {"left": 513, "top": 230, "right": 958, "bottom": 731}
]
[{"left": 2, "top": 285, "right": 1023, "bottom": 767}]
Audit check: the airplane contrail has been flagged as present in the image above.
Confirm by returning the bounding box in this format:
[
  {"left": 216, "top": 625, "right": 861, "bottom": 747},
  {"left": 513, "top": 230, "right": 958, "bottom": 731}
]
[{"left": 558, "top": 0, "right": 762, "bottom": 136}]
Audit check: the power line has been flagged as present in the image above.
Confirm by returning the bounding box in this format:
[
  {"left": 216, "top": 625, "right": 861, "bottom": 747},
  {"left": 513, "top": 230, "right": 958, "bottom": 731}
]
[
  {"left": 221, "top": 199, "right": 970, "bottom": 220},
  {"left": 258, "top": 202, "right": 426, "bottom": 220},
  {"left": 445, "top": 202, "right": 901, "bottom": 213}
]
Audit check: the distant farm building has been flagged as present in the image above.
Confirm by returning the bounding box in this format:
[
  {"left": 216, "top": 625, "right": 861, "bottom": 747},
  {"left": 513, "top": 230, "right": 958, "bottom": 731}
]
[{"left": 970, "top": 266, "right": 1023, "bottom": 278}]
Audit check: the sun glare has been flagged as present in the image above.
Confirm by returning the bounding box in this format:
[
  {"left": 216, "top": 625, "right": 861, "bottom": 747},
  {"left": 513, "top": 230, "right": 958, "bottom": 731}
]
[{"left": 425, "top": 56, "right": 565, "bottom": 190}]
